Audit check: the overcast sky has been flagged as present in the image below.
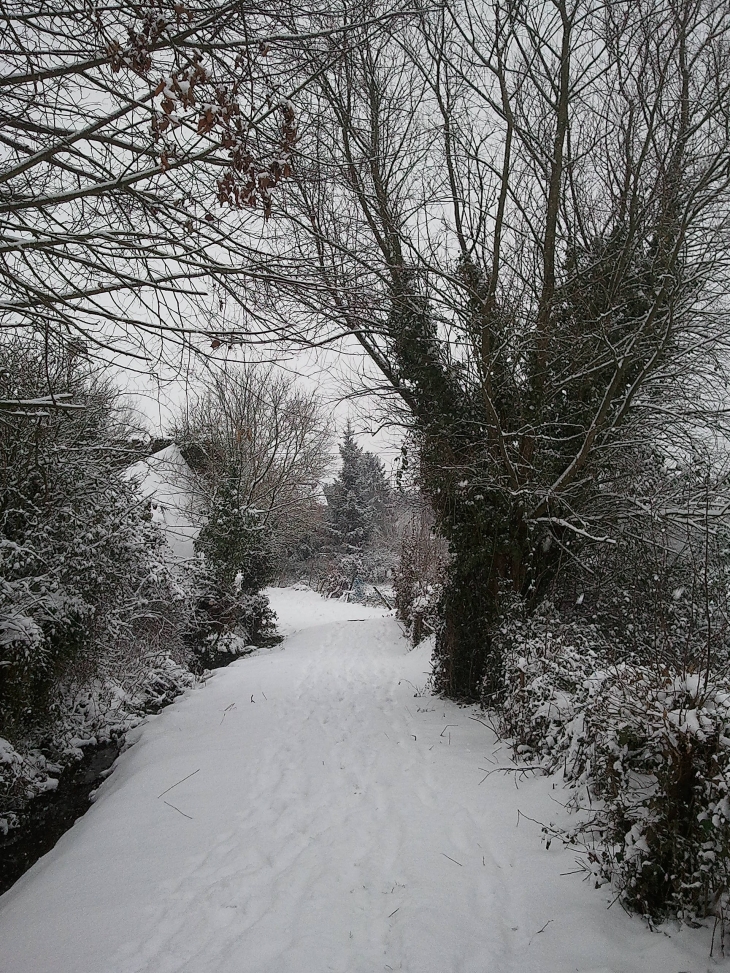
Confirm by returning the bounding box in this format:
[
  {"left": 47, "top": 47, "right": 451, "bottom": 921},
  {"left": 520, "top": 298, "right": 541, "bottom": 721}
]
[{"left": 118, "top": 338, "right": 405, "bottom": 475}]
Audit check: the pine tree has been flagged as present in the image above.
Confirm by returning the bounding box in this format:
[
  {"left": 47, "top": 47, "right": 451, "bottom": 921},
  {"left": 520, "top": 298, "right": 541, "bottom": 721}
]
[
  {"left": 194, "top": 474, "right": 273, "bottom": 593},
  {"left": 325, "top": 422, "right": 389, "bottom": 551}
]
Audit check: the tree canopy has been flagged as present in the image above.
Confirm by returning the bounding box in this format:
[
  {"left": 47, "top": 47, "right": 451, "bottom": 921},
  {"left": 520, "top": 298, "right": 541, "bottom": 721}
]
[{"left": 277, "top": 0, "right": 730, "bottom": 696}]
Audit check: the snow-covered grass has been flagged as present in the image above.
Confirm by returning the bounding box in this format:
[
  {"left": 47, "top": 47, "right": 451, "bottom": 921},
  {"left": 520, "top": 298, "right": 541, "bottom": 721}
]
[{"left": 0, "top": 586, "right": 719, "bottom": 972}]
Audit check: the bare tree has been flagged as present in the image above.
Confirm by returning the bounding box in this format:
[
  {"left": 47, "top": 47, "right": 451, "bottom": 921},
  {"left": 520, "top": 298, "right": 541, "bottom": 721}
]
[
  {"left": 170, "top": 363, "right": 332, "bottom": 559},
  {"left": 0, "top": 1, "right": 414, "bottom": 377},
  {"left": 277, "top": 0, "right": 730, "bottom": 697}
]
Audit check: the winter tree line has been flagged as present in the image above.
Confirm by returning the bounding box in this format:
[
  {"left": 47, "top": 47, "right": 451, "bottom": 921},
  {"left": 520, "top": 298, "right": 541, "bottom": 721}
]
[{"left": 3, "top": 0, "right": 730, "bottom": 933}]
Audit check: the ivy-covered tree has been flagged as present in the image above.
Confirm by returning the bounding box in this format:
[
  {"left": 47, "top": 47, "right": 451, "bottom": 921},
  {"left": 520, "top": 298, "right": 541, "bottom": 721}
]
[{"left": 284, "top": 0, "right": 730, "bottom": 700}]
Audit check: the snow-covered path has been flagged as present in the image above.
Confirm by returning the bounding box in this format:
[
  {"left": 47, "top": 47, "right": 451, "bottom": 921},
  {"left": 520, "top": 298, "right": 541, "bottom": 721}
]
[{"left": 0, "top": 588, "right": 717, "bottom": 972}]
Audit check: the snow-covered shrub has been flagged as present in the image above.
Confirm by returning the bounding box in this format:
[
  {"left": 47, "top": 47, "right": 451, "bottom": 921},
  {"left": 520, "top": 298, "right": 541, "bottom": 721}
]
[
  {"left": 187, "top": 561, "right": 276, "bottom": 672},
  {"left": 318, "top": 556, "right": 357, "bottom": 599},
  {"left": 0, "top": 534, "right": 195, "bottom": 828},
  {"left": 0, "top": 341, "right": 189, "bottom": 738},
  {"left": 0, "top": 338, "right": 203, "bottom": 835},
  {"left": 0, "top": 649, "right": 196, "bottom": 831},
  {"left": 579, "top": 668, "right": 730, "bottom": 923},
  {"left": 0, "top": 737, "right": 59, "bottom": 834},
  {"left": 393, "top": 508, "right": 445, "bottom": 644},
  {"left": 0, "top": 470, "right": 187, "bottom": 736},
  {"left": 494, "top": 601, "right": 730, "bottom": 924},
  {"left": 496, "top": 600, "right": 606, "bottom": 760},
  {"left": 317, "top": 550, "right": 396, "bottom": 601},
  {"left": 269, "top": 498, "right": 331, "bottom": 585},
  {"left": 56, "top": 651, "right": 195, "bottom": 738}
]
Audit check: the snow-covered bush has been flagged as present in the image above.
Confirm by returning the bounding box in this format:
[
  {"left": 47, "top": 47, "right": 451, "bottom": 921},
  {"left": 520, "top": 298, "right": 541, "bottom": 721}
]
[
  {"left": 581, "top": 669, "right": 730, "bottom": 923},
  {"left": 393, "top": 507, "right": 445, "bottom": 644},
  {"left": 0, "top": 650, "right": 196, "bottom": 832},
  {"left": 0, "top": 342, "right": 183, "bottom": 736},
  {"left": 0, "top": 339, "right": 200, "bottom": 828},
  {"left": 189, "top": 584, "right": 276, "bottom": 671},
  {"left": 318, "top": 551, "right": 395, "bottom": 601},
  {"left": 56, "top": 650, "right": 195, "bottom": 738},
  {"left": 494, "top": 601, "right": 730, "bottom": 925},
  {"left": 496, "top": 600, "right": 606, "bottom": 760},
  {"left": 0, "top": 737, "right": 58, "bottom": 834}
]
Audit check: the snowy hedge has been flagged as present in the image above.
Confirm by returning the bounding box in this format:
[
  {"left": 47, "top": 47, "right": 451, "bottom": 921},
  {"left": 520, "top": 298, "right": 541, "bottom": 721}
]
[
  {"left": 0, "top": 340, "right": 200, "bottom": 828},
  {"left": 494, "top": 603, "right": 730, "bottom": 925}
]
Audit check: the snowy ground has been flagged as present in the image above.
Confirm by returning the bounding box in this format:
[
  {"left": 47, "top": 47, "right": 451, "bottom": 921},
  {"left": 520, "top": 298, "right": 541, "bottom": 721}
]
[{"left": 0, "top": 587, "right": 721, "bottom": 972}]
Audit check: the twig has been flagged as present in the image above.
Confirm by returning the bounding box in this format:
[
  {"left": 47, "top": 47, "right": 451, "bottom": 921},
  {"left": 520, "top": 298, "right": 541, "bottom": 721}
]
[
  {"left": 398, "top": 679, "right": 423, "bottom": 695},
  {"left": 157, "top": 768, "right": 200, "bottom": 799},
  {"left": 388, "top": 907, "right": 399, "bottom": 918},
  {"left": 441, "top": 853, "right": 463, "bottom": 866},
  {"left": 468, "top": 715, "right": 495, "bottom": 731},
  {"left": 478, "top": 766, "right": 545, "bottom": 784},
  {"left": 440, "top": 724, "right": 458, "bottom": 737},
  {"left": 517, "top": 809, "right": 552, "bottom": 829},
  {"left": 164, "top": 800, "right": 193, "bottom": 820},
  {"left": 373, "top": 586, "right": 393, "bottom": 609}
]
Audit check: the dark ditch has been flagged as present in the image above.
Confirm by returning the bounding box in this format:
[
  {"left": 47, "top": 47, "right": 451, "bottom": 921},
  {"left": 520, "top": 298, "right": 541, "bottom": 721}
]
[
  {"left": 0, "top": 739, "right": 121, "bottom": 896},
  {"left": 0, "top": 633, "right": 285, "bottom": 897}
]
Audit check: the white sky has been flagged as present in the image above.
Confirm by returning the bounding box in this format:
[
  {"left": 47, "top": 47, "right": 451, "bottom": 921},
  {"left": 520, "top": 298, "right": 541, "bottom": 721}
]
[{"left": 118, "top": 338, "right": 406, "bottom": 476}]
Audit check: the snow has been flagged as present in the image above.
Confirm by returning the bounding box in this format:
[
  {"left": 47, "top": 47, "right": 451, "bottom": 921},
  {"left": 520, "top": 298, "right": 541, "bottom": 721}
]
[
  {"left": 125, "top": 445, "right": 201, "bottom": 562},
  {"left": 0, "top": 737, "right": 21, "bottom": 766},
  {"left": 0, "top": 588, "right": 718, "bottom": 972}
]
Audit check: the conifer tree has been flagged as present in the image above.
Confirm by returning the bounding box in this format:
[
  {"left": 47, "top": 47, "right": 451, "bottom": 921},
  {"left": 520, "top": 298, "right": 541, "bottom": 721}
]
[
  {"left": 194, "top": 475, "right": 274, "bottom": 593},
  {"left": 325, "top": 422, "right": 389, "bottom": 551}
]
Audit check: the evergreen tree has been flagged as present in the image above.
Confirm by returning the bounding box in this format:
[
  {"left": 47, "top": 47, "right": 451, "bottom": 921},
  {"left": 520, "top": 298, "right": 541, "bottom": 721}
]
[
  {"left": 325, "top": 422, "right": 390, "bottom": 551},
  {"left": 191, "top": 473, "right": 276, "bottom": 655},
  {"left": 194, "top": 475, "right": 274, "bottom": 593}
]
